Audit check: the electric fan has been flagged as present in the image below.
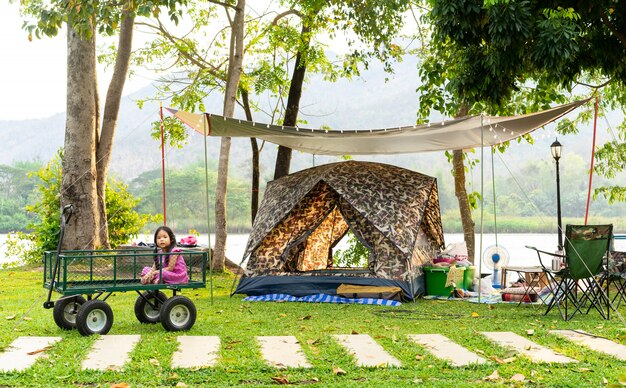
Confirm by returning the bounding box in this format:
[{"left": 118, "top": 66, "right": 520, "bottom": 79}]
[{"left": 481, "top": 245, "right": 510, "bottom": 289}]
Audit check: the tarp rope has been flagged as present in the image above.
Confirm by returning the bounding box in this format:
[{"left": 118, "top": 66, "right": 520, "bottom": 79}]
[{"left": 491, "top": 146, "right": 499, "bottom": 248}]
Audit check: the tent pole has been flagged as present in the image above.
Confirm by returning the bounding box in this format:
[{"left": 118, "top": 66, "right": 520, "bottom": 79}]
[
  {"left": 160, "top": 102, "right": 167, "bottom": 225},
  {"left": 203, "top": 114, "right": 214, "bottom": 305},
  {"left": 478, "top": 114, "right": 485, "bottom": 303}
]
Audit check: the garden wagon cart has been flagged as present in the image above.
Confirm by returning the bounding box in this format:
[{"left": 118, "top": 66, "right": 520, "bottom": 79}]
[{"left": 43, "top": 205, "right": 208, "bottom": 336}]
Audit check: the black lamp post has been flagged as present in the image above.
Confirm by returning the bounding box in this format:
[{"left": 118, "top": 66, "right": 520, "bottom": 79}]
[{"left": 551, "top": 139, "right": 563, "bottom": 250}]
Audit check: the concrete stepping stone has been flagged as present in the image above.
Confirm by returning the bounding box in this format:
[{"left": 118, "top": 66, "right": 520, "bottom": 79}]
[
  {"left": 172, "top": 336, "right": 220, "bottom": 368},
  {"left": 333, "top": 334, "right": 401, "bottom": 367},
  {"left": 550, "top": 329, "right": 626, "bottom": 360},
  {"left": 257, "top": 336, "right": 311, "bottom": 369},
  {"left": 0, "top": 336, "right": 61, "bottom": 372},
  {"left": 407, "top": 334, "right": 488, "bottom": 366},
  {"left": 482, "top": 331, "right": 576, "bottom": 364},
  {"left": 81, "top": 335, "right": 140, "bottom": 371}
]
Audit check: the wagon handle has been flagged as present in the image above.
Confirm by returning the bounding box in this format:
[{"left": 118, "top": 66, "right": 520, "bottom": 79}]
[{"left": 43, "top": 204, "right": 74, "bottom": 309}]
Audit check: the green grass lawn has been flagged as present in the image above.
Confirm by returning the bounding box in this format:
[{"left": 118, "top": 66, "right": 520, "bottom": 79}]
[{"left": 1, "top": 266, "right": 626, "bottom": 387}]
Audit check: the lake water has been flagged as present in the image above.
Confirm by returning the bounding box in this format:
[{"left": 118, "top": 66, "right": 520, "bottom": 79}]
[{"left": 2, "top": 232, "right": 625, "bottom": 269}]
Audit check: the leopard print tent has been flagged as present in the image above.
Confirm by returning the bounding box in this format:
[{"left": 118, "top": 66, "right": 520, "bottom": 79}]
[{"left": 233, "top": 161, "right": 445, "bottom": 300}]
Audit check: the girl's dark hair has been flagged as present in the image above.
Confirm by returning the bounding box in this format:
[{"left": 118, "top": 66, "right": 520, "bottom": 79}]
[{"left": 153, "top": 226, "right": 177, "bottom": 268}]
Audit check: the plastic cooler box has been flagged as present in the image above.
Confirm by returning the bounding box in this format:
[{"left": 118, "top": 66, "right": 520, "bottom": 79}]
[{"left": 424, "top": 266, "right": 466, "bottom": 296}]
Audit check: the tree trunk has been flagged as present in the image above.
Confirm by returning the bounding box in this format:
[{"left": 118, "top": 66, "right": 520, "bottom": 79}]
[
  {"left": 452, "top": 103, "right": 475, "bottom": 262},
  {"left": 96, "top": 11, "right": 134, "bottom": 248},
  {"left": 61, "top": 23, "right": 100, "bottom": 250},
  {"left": 273, "top": 24, "right": 310, "bottom": 180},
  {"left": 241, "top": 89, "right": 260, "bottom": 223},
  {"left": 452, "top": 149, "right": 475, "bottom": 263},
  {"left": 213, "top": 0, "right": 246, "bottom": 271}
]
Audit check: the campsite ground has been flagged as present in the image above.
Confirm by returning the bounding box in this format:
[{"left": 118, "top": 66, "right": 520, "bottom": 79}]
[{"left": 1, "top": 266, "right": 625, "bottom": 387}]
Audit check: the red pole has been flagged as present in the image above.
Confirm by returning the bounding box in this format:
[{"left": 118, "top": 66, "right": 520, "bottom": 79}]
[
  {"left": 584, "top": 96, "right": 599, "bottom": 225},
  {"left": 160, "top": 102, "right": 167, "bottom": 225}
]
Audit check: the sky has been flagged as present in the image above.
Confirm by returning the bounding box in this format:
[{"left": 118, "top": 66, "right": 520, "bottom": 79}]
[{"left": 0, "top": 3, "right": 151, "bottom": 121}]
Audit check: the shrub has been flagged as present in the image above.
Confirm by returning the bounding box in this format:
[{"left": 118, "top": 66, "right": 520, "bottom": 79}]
[{"left": 6, "top": 150, "right": 158, "bottom": 265}]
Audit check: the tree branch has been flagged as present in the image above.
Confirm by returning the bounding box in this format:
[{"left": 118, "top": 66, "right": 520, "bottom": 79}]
[
  {"left": 272, "top": 9, "right": 302, "bottom": 25},
  {"left": 574, "top": 78, "right": 613, "bottom": 89},
  {"left": 207, "top": 0, "right": 236, "bottom": 10}
]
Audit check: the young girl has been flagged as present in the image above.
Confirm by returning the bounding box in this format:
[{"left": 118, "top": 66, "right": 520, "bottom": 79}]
[{"left": 141, "top": 226, "right": 189, "bottom": 284}]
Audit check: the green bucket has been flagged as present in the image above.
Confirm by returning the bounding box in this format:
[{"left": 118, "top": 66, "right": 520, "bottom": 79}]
[
  {"left": 424, "top": 266, "right": 466, "bottom": 296},
  {"left": 463, "top": 266, "right": 476, "bottom": 291}
]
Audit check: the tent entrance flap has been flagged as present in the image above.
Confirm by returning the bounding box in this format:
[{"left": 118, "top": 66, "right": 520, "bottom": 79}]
[{"left": 282, "top": 205, "right": 351, "bottom": 272}]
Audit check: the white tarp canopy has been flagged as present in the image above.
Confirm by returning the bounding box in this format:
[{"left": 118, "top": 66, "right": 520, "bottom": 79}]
[{"left": 166, "top": 99, "right": 588, "bottom": 155}]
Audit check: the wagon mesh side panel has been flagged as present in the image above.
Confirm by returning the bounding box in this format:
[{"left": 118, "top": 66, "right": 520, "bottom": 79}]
[{"left": 44, "top": 249, "right": 207, "bottom": 294}]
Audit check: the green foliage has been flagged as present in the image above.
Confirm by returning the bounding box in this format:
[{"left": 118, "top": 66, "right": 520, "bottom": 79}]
[
  {"left": 333, "top": 232, "right": 370, "bottom": 267},
  {"left": 105, "top": 179, "right": 161, "bottom": 247},
  {"left": 0, "top": 161, "right": 41, "bottom": 232},
  {"left": 129, "top": 162, "right": 252, "bottom": 232},
  {"left": 151, "top": 116, "right": 189, "bottom": 149},
  {"left": 20, "top": 0, "right": 187, "bottom": 41},
  {"left": 420, "top": 0, "right": 626, "bottom": 208},
  {"left": 6, "top": 151, "right": 155, "bottom": 265}
]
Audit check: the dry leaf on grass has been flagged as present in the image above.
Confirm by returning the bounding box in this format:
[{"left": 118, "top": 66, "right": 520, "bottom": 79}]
[
  {"left": 332, "top": 366, "right": 346, "bottom": 375},
  {"left": 526, "top": 329, "right": 535, "bottom": 336},
  {"left": 278, "top": 313, "right": 287, "bottom": 317},
  {"left": 175, "top": 383, "right": 188, "bottom": 388},
  {"left": 471, "top": 312, "right": 479, "bottom": 318},
  {"left": 110, "top": 383, "right": 129, "bottom": 388},
  {"left": 483, "top": 370, "right": 500, "bottom": 381},
  {"left": 149, "top": 358, "right": 160, "bottom": 366},
  {"left": 489, "top": 356, "right": 505, "bottom": 364},
  {"left": 27, "top": 346, "right": 52, "bottom": 355},
  {"left": 271, "top": 375, "right": 290, "bottom": 384},
  {"left": 415, "top": 354, "right": 425, "bottom": 361},
  {"left": 510, "top": 374, "right": 525, "bottom": 382},
  {"left": 5, "top": 315, "right": 15, "bottom": 320},
  {"left": 300, "top": 315, "right": 312, "bottom": 320},
  {"left": 351, "top": 330, "right": 359, "bottom": 335}
]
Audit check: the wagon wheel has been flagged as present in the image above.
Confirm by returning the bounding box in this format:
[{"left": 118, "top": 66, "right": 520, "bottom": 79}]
[
  {"left": 53, "top": 295, "right": 86, "bottom": 330},
  {"left": 134, "top": 290, "right": 168, "bottom": 324},
  {"left": 76, "top": 300, "right": 114, "bottom": 336},
  {"left": 160, "top": 296, "right": 196, "bottom": 332}
]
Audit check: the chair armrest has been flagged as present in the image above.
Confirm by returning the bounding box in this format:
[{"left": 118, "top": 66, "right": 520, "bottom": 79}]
[
  {"left": 525, "top": 245, "right": 565, "bottom": 270},
  {"left": 525, "top": 245, "right": 564, "bottom": 258}
]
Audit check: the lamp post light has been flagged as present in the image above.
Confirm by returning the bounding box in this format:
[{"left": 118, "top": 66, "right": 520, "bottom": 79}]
[{"left": 551, "top": 138, "right": 563, "bottom": 250}]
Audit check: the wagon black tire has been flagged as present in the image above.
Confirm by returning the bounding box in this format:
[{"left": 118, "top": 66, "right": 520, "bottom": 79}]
[
  {"left": 160, "top": 296, "right": 196, "bottom": 332},
  {"left": 134, "top": 291, "right": 168, "bottom": 324},
  {"left": 76, "top": 300, "right": 114, "bottom": 336},
  {"left": 53, "top": 295, "right": 86, "bottom": 330}
]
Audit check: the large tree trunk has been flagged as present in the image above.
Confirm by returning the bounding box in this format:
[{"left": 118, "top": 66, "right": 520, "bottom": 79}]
[
  {"left": 273, "top": 24, "right": 310, "bottom": 180},
  {"left": 213, "top": 0, "right": 246, "bottom": 271},
  {"left": 241, "top": 89, "right": 260, "bottom": 222},
  {"left": 61, "top": 23, "right": 100, "bottom": 250},
  {"left": 96, "top": 11, "right": 134, "bottom": 248},
  {"left": 452, "top": 103, "right": 475, "bottom": 262},
  {"left": 452, "top": 149, "right": 475, "bottom": 262}
]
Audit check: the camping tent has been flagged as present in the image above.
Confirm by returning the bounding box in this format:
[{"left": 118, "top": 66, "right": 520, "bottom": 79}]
[{"left": 233, "top": 160, "right": 444, "bottom": 300}]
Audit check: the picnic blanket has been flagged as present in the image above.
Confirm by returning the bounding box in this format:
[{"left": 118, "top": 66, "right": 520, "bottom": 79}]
[{"left": 243, "top": 293, "right": 401, "bottom": 306}]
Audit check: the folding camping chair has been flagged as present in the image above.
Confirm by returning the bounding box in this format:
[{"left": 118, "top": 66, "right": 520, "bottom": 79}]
[
  {"left": 602, "top": 250, "right": 626, "bottom": 309},
  {"left": 527, "top": 224, "right": 613, "bottom": 321}
]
